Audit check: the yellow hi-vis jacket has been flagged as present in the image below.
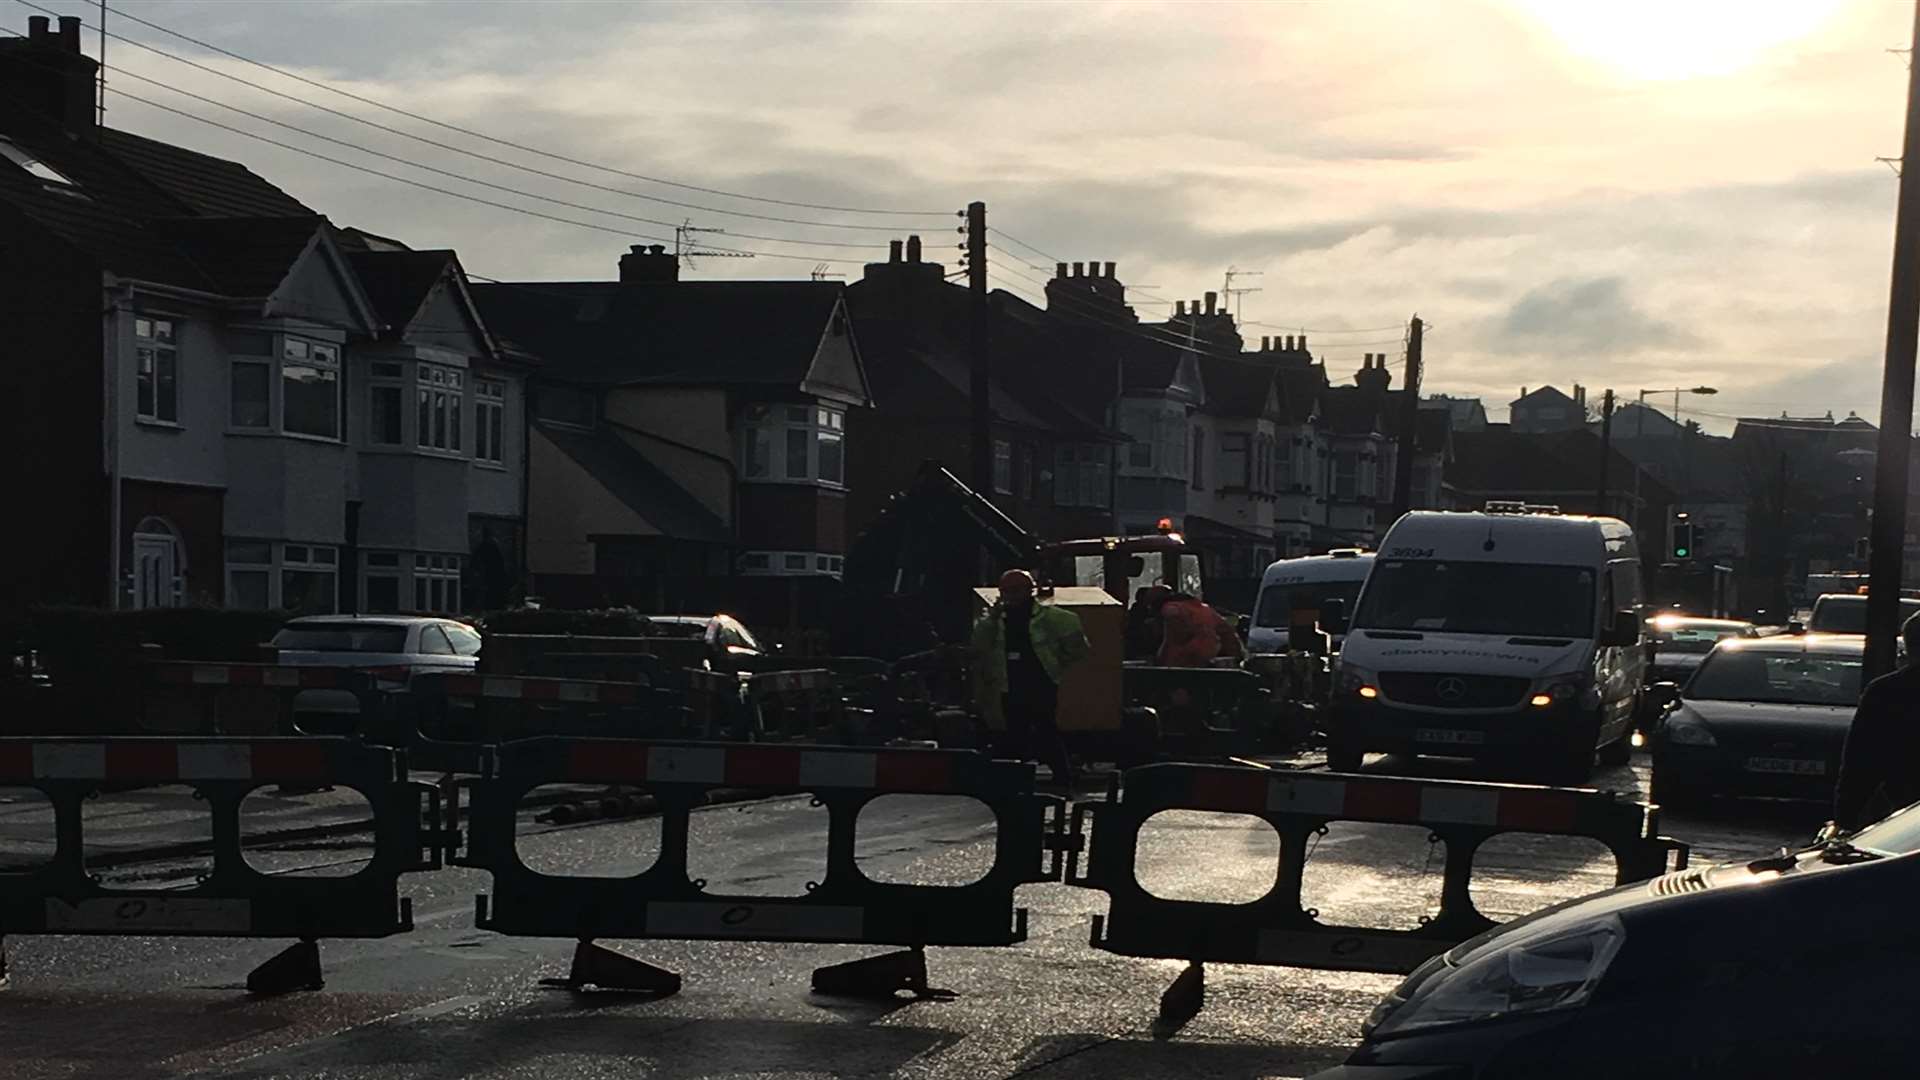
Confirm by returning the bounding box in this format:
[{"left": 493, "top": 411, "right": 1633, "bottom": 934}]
[{"left": 970, "top": 600, "right": 1091, "bottom": 724}]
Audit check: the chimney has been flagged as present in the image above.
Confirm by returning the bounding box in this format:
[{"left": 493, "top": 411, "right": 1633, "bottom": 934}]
[
  {"left": 1204, "top": 291, "right": 1218, "bottom": 315},
  {"left": 1357, "top": 355, "right": 1392, "bottom": 393},
  {"left": 1056, "top": 262, "right": 1069, "bottom": 279},
  {"left": 1176, "top": 300, "right": 1187, "bottom": 316},
  {"left": 1087, "top": 258, "right": 1099, "bottom": 277},
  {"left": 1260, "top": 336, "right": 1271, "bottom": 351},
  {"left": 889, "top": 240, "right": 903, "bottom": 263},
  {"left": 1299, "top": 334, "right": 1308, "bottom": 351},
  {"left": 1285, "top": 335, "right": 1296, "bottom": 351},
  {"left": 1, "top": 14, "right": 99, "bottom": 134},
  {"left": 1103, "top": 261, "right": 1116, "bottom": 278},
  {"left": 1070, "top": 262, "right": 1083, "bottom": 277},
  {"left": 905, "top": 234, "right": 922, "bottom": 262},
  {"left": 618, "top": 243, "right": 679, "bottom": 284}
]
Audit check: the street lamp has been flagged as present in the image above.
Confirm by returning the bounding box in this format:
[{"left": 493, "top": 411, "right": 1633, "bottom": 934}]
[{"left": 1629, "top": 386, "right": 1718, "bottom": 525}]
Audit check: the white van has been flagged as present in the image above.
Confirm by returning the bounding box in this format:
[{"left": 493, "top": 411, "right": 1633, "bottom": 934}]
[
  {"left": 1247, "top": 549, "right": 1373, "bottom": 652},
  {"left": 1330, "top": 506, "right": 1645, "bottom": 783}
]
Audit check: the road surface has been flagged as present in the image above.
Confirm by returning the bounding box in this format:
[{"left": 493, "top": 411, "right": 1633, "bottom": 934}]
[{"left": 0, "top": 749, "right": 1821, "bottom": 1080}]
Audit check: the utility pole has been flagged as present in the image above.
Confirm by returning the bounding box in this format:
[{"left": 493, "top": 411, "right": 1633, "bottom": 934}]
[
  {"left": 1389, "top": 316, "right": 1423, "bottom": 524},
  {"left": 1596, "top": 388, "right": 1615, "bottom": 516},
  {"left": 966, "top": 201, "right": 992, "bottom": 495},
  {"left": 1867, "top": 1, "right": 1920, "bottom": 682}
]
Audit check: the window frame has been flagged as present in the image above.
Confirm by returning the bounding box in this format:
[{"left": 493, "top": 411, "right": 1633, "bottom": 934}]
[
  {"left": 416, "top": 362, "right": 465, "bottom": 454},
  {"left": 412, "top": 553, "right": 465, "bottom": 614},
  {"left": 474, "top": 378, "right": 507, "bottom": 465},
  {"left": 367, "top": 360, "right": 407, "bottom": 447},
  {"left": 737, "top": 549, "right": 844, "bottom": 577},
  {"left": 134, "top": 316, "right": 180, "bottom": 425},
  {"left": 229, "top": 358, "right": 273, "bottom": 430},
  {"left": 279, "top": 335, "right": 342, "bottom": 441},
  {"left": 736, "top": 402, "right": 847, "bottom": 488}
]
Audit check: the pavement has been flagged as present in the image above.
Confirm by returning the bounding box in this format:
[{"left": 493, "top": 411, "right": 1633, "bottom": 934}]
[{"left": 0, "top": 747, "right": 1822, "bottom": 1080}]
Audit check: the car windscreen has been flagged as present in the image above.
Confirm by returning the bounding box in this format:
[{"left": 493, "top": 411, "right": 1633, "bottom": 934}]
[
  {"left": 1255, "top": 580, "right": 1364, "bottom": 628},
  {"left": 1686, "top": 650, "right": 1862, "bottom": 706},
  {"left": 1352, "top": 559, "right": 1596, "bottom": 639},
  {"left": 1653, "top": 626, "right": 1748, "bottom": 654},
  {"left": 1809, "top": 598, "right": 1920, "bottom": 634},
  {"left": 1849, "top": 801, "right": 1920, "bottom": 855},
  {"left": 271, "top": 625, "right": 409, "bottom": 652}
]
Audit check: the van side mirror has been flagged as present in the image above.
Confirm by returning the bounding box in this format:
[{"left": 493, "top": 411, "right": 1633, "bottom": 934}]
[
  {"left": 1647, "top": 681, "right": 1680, "bottom": 713},
  {"left": 1601, "top": 610, "right": 1639, "bottom": 647},
  {"left": 1319, "top": 599, "right": 1348, "bottom": 635}
]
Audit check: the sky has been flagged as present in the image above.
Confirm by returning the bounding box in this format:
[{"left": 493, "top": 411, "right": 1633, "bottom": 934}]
[{"left": 17, "top": 0, "right": 1919, "bottom": 429}]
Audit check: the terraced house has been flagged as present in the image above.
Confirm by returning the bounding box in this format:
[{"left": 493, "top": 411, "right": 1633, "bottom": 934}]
[{"left": 0, "top": 16, "right": 531, "bottom": 614}]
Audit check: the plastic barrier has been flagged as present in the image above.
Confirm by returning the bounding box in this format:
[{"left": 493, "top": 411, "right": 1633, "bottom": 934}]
[
  {"left": 409, "top": 672, "right": 687, "bottom": 769},
  {"left": 0, "top": 736, "right": 444, "bottom": 993},
  {"left": 1067, "top": 763, "right": 1687, "bottom": 1017},
  {"left": 455, "top": 737, "right": 1067, "bottom": 997},
  {"left": 137, "top": 662, "right": 385, "bottom": 738}
]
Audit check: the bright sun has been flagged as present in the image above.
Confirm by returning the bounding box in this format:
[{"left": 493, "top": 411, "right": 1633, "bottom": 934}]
[{"left": 1512, "top": 0, "right": 1846, "bottom": 81}]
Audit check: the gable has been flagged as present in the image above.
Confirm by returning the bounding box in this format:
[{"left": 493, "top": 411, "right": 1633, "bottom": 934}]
[
  {"left": 262, "top": 234, "right": 375, "bottom": 331},
  {"left": 799, "top": 299, "right": 870, "bottom": 406},
  {"left": 1169, "top": 351, "right": 1204, "bottom": 404},
  {"left": 405, "top": 274, "right": 492, "bottom": 359}
]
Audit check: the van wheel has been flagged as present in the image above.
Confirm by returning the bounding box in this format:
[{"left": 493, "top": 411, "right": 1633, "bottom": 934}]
[{"left": 1326, "top": 737, "right": 1363, "bottom": 773}]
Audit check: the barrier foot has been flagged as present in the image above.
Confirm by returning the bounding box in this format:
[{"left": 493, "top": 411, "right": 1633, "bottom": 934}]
[
  {"left": 557, "top": 940, "right": 682, "bottom": 995},
  {"left": 1, "top": 935, "right": 10, "bottom": 991},
  {"left": 1153, "top": 961, "right": 1205, "bottom": 1036},
  {"left": 810, "top": 946, "right": 953, "bottom": 1001},
  {"left": 246, "top": 940, "right": 323, "bottom": 996}
]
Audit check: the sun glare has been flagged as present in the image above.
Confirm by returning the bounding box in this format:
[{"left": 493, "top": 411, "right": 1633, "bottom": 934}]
[{"left": 1512, "top": 0, "right": 1845, "bottom": 82}]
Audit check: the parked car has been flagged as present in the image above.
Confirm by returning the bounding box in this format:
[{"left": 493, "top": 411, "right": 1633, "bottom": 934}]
[
  {"left": 1806, "top": 592, "right": 1920, "bottom": 635},
  {"left": 1642, "top": 613, "right": 1756, "bottom": 687},
  {"left": 642, "top": 614, "right": 769, "bottom": 668},
  {"left": 1310, "top": 802, "right": 1920, "bottom": 1079},
  {"left": 272, "top": 615, "right": 481, "bottom": 727},
  {"left": 1648, "top": 633, "right": 1860, "bottom": 810}
]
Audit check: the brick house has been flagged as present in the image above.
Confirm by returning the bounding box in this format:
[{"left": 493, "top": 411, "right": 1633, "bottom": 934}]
[
  {"left": 470, "top": 246, "right": 870, "bottom": 633},
  {"left": 0, "top": 16, "right": 530, "bottom": 614}
]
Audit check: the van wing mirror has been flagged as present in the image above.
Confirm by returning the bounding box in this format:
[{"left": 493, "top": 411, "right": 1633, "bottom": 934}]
[
  {"left": 1319, "top": 598, "right": 1348, "bottom": 634},
  {"left": 1647, "top": 681, "right": 1681, "bottom": 713},
  {"left": 1601, "top": 609, "right": 1639, "bottom": 647}
]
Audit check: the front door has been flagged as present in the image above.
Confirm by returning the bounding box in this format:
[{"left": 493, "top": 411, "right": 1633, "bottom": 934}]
[{"left": 131, "top": 533, "right": 178, "bottom": 609}]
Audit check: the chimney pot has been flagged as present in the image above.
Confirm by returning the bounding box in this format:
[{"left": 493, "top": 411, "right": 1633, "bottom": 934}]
[
  {"left": 1103, "top": 261, "right": 1116, "bottom": 278},
  {"left": 889, "top": 240, "right": 903, "bottom": 263},
  {"left": 1204, "top": 291, "right": 1218, "bottom": 315},
  {"left": 1056, "top": 262, "right": 1069, "bottom": 279},
  {"left": 1087, "top": 258, "right": 1099, "bottom": 277},
  {"left": 57, "top": 14, "right": 80, "bottom": 49},
  {"left": 1299, "top": 334, "right": 1308, "bottom": 350},
  {"left": 906, "top": 235, "right": 922, "bottom": 262},
  {"left": 27, "top": 14, "right": 47, "bottom": 37},
  {"left": 1176, "top": 301, "right": 1187, "bottom": 316},
  {"left": 1072, "top": 262, "right": 1085, "bottom": 277},
  {"left": 620, "top": 244, "right": 679, "bottom": 283},
  {"left": 1286, "top": 335, "right": 1296, "bottom": 351},
  {"left": 1260, "top": 336, "right": 1271, "bottom": 351}
]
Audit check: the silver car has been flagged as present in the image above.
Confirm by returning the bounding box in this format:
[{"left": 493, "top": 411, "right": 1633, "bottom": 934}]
[{"left": 273, "top": 615, "right": 481, "bottom": 726}]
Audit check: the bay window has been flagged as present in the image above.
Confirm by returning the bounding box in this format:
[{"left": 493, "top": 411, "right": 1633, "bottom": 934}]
[
  {"left": 363, "top": 552, "right": 402, "bottom": 613},
  {"left": 737, "top": 403, "right": 846, "bottom": 485},
  {"left": 225, "top": 540, "right": 337, "bottom": 613},
  {"left": 1334, "top": 450, "right": 1358, "bottom": 499},
  {"left": 413, "top": 554, "right": 463, "bottom": 613},
  {"left": 281, "top": 337, "right": 341, "bottom": 439},
  {"left": 1221, "top": 433, "right": 1249, "bottom": 489},
  {"left": 418, "top": 364, "right": 463, "bottom": 452}
]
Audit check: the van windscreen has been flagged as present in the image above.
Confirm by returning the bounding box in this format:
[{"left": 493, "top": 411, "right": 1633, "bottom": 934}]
[
  {"left": 1256, "top": 581, "right": 1364, "bottom": 628},
  {"left": 1355, "top": 559, "right": 1596, "bottom": 639}
]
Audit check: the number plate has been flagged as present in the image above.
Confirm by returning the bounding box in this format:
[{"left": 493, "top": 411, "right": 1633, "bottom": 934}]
[
  {"left": 1415, "top": 728, "right": 1486, "bottom": 746},
  {"left": 1744, "top": 757, "right": 1826, "bottom": 776}
]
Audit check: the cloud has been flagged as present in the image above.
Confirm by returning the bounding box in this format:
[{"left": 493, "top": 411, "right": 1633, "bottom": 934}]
[{"left": 1495, "top": 276, "right": 1696, "bottom": 355}]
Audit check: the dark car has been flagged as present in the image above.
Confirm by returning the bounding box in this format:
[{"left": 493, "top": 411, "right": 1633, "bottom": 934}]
[
  {"left": 1648, "top": 633, "right": 1860, "bottom": 810},
  {"left": 1310, "top": 803, "right": 1920, "bottom": 1079},
  {"left": 1642, "top": 613, "right": 1755, "bottom": 686}
]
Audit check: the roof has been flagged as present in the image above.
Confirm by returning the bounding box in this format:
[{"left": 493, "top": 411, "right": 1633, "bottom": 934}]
[
  {"left": 349, "top": 249, "right": 458, "bottom": 333},
  {"left": 93, "top": 128, "right": 310, "bottom": 217},
  {"left": 1512, "top": 385, "right": 1579, "bottom": 408},
  {"left": 536, "top": 421, "right": 730, "bottom": 545},
  {"left": 148, "top": 215, "right": 327, "bottom": 297},
  {"left": 1273, "top": 362, "right": 1329, "bottom": 424},
  {"left": 1320, "top": 386, "right": 1387, "bottom": 436},
  {"left": 470, "top": 280, "right": 843, "bottom": 387},
  {"left": 1197, "top": 355, "right": 1278, "bottom": 419}
]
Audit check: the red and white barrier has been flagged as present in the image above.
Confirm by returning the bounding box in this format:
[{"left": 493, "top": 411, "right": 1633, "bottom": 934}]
[
  {"left": 1184, "top": 769, "right": 1583, "bottom": 831},
  {"left": 557, "top": 739, "right": 960, "bottom": 793},
  {"left": 0, "top": 740, "right": 332, "bottom": 783},
  {"left": 436, "top": 674, "right": 642, "bottom": 706},
  {"left": 148, "top": 663, "right": 363, "bottom": 689}
]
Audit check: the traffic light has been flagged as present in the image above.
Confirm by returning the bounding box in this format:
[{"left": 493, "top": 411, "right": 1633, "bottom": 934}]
[{"left": 1671, "top": 521, "right": 1695, "bottom": 560}]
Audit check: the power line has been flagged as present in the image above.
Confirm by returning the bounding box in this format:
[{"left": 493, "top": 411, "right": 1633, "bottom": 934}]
[
  {"left": 75, "top": 52, "right": 890, "bottom": 256},
  {"left": 15, "top": 0, "right": 948, "bottom": 232},
  {"left": 988, "top": 226, "right": 1061, "bottom": 264}
]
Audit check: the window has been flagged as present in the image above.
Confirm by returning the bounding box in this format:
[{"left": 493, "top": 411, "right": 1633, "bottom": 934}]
[
  {"left": 417, "top": 364, "right": 463, "bottom": 452},
  {"left": 0, "top": 137, "right": 75, "bottom": 186},
  {"left": 1054, "top": 444, "right": 1111, "bottom": 508},
  {"left": 226, "top": 540, "right": 272, "bottom": 610},
  {"left": 363, "top": 551, "right": 402, "bottom": 612},
  {"left": 1221, "top": 433, "right": 1249, "bottom": 489},
  {"left": 419, "top": 625, "right": 457, "bottom": 656},
  {"left": 281, "top": 337, "right": 341, "bottom": 439},
  {"left": 230, "top": 360, "right": 271, "bottom": 428},
  {"left": 475, "top": 379, "right": 506, "bottom": 463},
  {"left": 737, "top": 403, "right": 846, "bottom": 485},
  {"left": 994, "top": 439, "right": 1012, "bottom": 494},
  {"left": 447, "top": 624, "right": 483, "bottom": 657},
  {"left": 413, "top": 554, "right": 463, "bottom": 613},
  {"left": 369, "top": 361, "right": 405, "bottom": 446},
  {"left": 135, "top": 317, "right": 179, "bottom": 423},
  {"left": 1191, "top": 428, "right": 1206, "bottom": 490},
  {"left": 738, "top": 550, "right": 844, "bottom": 577},
  {"left": 1334, "top": 451, "right": 1358, "bottom": 499},
  {"left": 281, "top": 544, "right": 338, "bottom": 614},
  {"left": 1276, "top": 437, "right": 1293, "bottom": 488}
]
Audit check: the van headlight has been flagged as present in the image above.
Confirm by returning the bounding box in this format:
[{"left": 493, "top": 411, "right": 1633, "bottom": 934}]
[
  {"left": 1365, "top": 915, "right": 1626, "bottom": 1038},
  {"left": 1338, "top": 663, "right": 1380, "bottom": 700}
]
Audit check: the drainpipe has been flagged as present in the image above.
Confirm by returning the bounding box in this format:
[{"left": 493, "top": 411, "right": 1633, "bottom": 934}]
[{"left": 103, "top": 279, "right": 127, "bottom": 608}]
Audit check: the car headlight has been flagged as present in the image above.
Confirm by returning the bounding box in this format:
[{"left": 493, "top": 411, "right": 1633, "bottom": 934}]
[
  {"left": 1338, "top": 663, "right": 1380, "bottom": 699},
  {"left": 1365, "top": 915, "right": 1626, "bottom": 1038},
  {"left": 1663, "top": 713, "right": 1716, "bottom": 747}
]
